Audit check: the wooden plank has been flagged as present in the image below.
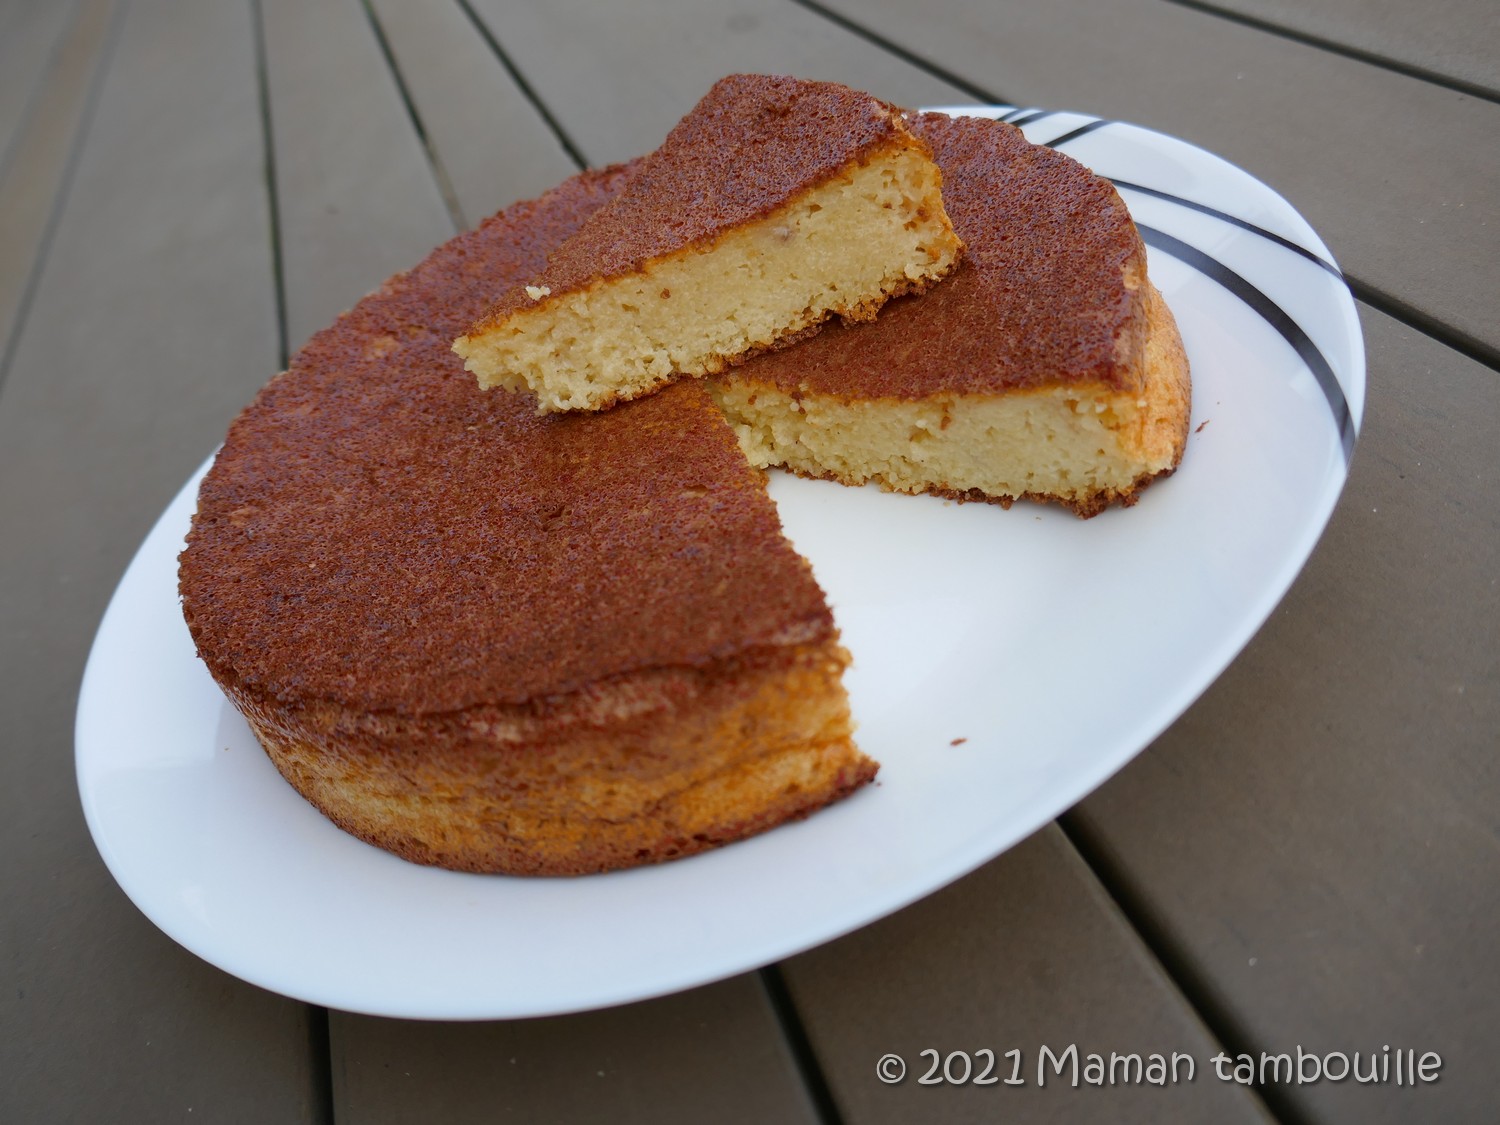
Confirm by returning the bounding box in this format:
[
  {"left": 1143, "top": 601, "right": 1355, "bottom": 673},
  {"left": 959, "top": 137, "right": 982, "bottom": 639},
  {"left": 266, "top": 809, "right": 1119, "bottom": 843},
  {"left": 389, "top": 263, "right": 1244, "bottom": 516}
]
[
  {"left": 0, "top": 0, "right": 113, "bottom": 361},
  {"left": 1192, "top": 0, "right": 1500, "bottom": 96},
  {"left": 810, "top": 0, "right": 1500, "bottom": 360},
  {"left": 463, "top": 0, "right": 978, "bottom": 167},
  {"left": 783, "top": 825, "right": 1272, "bottom": 1124},
  {"left": 1074, "top": 304, "right": 1500, "bottom": 1124},
  {"left": 366, "top": 0, "right": 578, "bottom": 227},
  {"left": 332, "top": 976, "right": 819, "bottom": 1124},
  {"left": 260, "top": 0, "right": 454, "bottom": 350},
  {"left": 0, "top": 0, "right": 77, "bottom": 172},
  {"left": 0, "top": 0, "right": 320, "bottom": 1120}
]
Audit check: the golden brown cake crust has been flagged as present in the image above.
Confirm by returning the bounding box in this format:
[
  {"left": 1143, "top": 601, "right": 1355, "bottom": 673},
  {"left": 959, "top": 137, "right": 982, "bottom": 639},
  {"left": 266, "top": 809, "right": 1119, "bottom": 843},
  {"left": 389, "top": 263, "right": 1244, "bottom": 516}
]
[
  {"left": 718, "top": 112, "right": 1148, "bottom": 398},
  {"left": 179, "top": 165, "right": 835, "bottom": 718},
  {"left": 470, "top": 74, "right": 934, "bottom": 331},
  {"left": 229, "top": 640, "right": 870, "bottom": 876},
  {"left": 770, "top": 281, "right": 1193, "bottom": 519}
]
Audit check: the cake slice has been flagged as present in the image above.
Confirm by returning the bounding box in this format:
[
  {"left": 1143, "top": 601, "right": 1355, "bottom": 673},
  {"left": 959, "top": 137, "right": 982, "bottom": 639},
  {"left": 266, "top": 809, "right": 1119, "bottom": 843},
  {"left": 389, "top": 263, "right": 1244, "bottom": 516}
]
[
  {"left": 180, "top": 164, "right": 875, "bottom": 876},
  {"left": 452, "top": 74, "right": 963, "bottom": 413},
  {"left": 709, "top": 112, "right": 1191, "bottom": 517}
]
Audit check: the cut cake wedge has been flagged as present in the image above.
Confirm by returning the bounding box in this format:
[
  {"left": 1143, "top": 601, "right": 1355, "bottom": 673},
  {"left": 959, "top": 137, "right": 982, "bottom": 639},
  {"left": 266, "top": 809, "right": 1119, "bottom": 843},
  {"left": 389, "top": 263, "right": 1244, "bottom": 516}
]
[
  {"left": 453, "top": 74, "right": 963, "bottom": 413},
  {"left": 709, "top": 112, "right": 1192, "bottom": 517}
]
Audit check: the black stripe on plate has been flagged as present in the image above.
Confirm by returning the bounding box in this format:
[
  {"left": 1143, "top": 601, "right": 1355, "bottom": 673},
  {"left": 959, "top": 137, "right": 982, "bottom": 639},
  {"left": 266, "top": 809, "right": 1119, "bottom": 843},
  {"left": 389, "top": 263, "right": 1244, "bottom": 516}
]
[
  {"left": 999, "top": 106, "right": 1035, "bottom": 123},
  {"left": 1036, "top": 117, "right": 1344, "bottom": 280},
  {"left": 1112, "top": 179, "right": 1343, "bottom": 279},
  {"left": 1137, "top": 223, "right": 1356, "bottom": 462},
  {"left": 1004, "top": 108, "right": 1055, "bottom": 127},
  {"left": 1038, "top": 118, "right": 1111, "bottom": 148}
]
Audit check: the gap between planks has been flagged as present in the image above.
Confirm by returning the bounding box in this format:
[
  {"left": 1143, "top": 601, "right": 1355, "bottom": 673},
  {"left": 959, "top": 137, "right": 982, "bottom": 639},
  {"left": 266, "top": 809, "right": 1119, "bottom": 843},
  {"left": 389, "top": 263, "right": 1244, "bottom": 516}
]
[
  {"left": 1058, "top": 811, "right": 1305, "bottom": 1125},
  {"left": 0, "top": 0, "right": 124, "bottom": 402},
  {"left": 1161, "top": 0, "right": 1500, "bottom": 106},
  {"left": 453, "top": 0, "right": 590, "bottom": 169},
  {"left": 761, "top": 965, "right": 849, "bottom": 1125},
  {"left": 250, "top": 0, "right": 288, "bottom": 370},
  {"left": 359, "top": 0, "right": 468, "bottom": 231}
]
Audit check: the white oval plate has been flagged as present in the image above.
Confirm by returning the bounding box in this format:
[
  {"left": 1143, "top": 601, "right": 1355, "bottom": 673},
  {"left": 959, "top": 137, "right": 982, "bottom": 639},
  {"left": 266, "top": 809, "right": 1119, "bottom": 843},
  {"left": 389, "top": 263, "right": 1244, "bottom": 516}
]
[{"left": 77, "top": 110, "right": 1364, "bottom": 1020}]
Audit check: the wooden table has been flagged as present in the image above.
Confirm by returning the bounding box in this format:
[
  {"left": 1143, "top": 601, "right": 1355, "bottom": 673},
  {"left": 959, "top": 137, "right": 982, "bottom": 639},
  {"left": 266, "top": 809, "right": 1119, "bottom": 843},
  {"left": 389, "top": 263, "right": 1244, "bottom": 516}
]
[{"left": 3, "top": 1, "right": 1495, "bottom": 1121}]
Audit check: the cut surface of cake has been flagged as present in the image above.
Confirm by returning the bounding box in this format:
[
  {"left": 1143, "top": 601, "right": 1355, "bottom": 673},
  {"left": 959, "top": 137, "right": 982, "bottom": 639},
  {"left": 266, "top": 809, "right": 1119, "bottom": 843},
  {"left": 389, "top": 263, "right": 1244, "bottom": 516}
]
[
  {"left": 709, "top": 112, "right": 1191, "bottom": 517},
  {"left": 179, "top": 165, "right": 876, "bottom": 877},
  {"left": 452, "top": 74, "right": 964, "bottom": 413}
]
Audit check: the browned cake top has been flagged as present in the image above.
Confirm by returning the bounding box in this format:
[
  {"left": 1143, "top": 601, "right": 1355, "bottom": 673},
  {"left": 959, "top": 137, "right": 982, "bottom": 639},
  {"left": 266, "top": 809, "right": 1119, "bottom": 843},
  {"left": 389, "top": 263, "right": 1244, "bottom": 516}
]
[
  {"left": 722, "top": 113, "right": 1146, "bottom": 398},
  {"left": 179, "top": 166, "right": 833, "bottom": 716},
  {"left": 470, "top": 74, "right": 910, "bottom": 331}
]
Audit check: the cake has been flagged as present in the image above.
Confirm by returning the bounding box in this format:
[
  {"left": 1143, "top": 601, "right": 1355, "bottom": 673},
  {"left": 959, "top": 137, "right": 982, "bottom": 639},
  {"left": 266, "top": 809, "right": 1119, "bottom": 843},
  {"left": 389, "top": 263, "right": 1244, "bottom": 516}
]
[
  {"left": 708, "top": 112, "right": 1191, "bottom": 517},
  {"left": 178, "top": 164, "right": 876, "bottom": 876},
  {"left": 452, "top": 74, "right": 964, "bottom": 413},
  {"left": 182, "top": 82, "right": 1195, "bottom": 878}
]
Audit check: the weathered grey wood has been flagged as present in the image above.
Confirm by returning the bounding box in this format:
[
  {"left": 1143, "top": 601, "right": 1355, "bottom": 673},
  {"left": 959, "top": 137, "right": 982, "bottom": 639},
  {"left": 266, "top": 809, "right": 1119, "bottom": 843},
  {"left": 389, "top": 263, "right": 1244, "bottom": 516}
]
[
  {"left": 365, "top": 0, "right": 578, "bottom": 227},
  {"left": 783, "top": 825, "right": 1273, "bottom": 1124},
  {"left": 0, "top": 0, "right": 112, "bottom": 361},
  {"left": 332, "top": 975, "right": 819, "bottom": 1124},
  {"left": 0, "top": 0, "right": 78, "bottom": 174},
  {"left": 0, "top": 0, "right": 320, "bottom": 1120},
  {"left": 464, "top": 0, "right": 978, "bottom": 167},
  {"left": 1186, "top": 0, "right": 1500, "bottom": 95},
  {"left": 260, "top": 0, "right": 454, "bottom": 350},
  {"left": 812, "top": 0, "right": 1500, "bottom": 359},
  {"left": 1074, "top": 304, "right": 1499, "bottom": 1124}
]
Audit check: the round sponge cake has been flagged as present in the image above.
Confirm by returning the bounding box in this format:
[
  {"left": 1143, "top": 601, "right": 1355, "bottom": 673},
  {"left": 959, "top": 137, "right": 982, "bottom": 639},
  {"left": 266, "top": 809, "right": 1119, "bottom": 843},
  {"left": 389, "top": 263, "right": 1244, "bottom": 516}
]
[{"left": 179, "top": 164, "right": 875, "bottom": 876}]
